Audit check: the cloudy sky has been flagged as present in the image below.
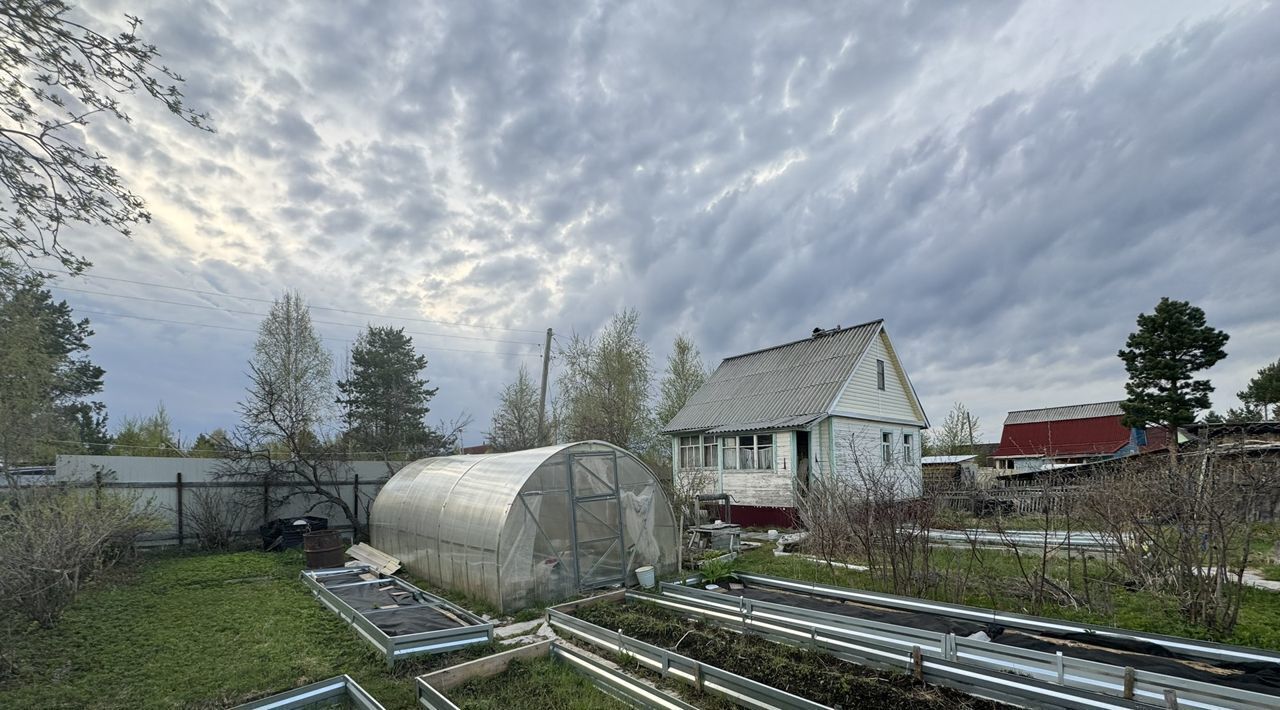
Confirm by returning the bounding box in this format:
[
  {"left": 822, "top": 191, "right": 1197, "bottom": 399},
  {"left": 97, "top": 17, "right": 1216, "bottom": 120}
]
[{"left": 46, "top": 0, "right": 1280, "bottom": 446}]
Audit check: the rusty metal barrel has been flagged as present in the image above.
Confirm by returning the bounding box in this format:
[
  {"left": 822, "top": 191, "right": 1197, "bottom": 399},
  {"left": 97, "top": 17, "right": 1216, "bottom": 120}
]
[{"left": 303, "top": 529, "right": 344, "bottom": 569}]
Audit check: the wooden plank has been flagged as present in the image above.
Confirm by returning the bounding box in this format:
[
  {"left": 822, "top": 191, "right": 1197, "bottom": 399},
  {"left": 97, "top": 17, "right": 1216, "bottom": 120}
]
[
  {"left": 346, "top": 542, "right": 402, "bottom": 575},
  {"left": 418, "top": 640, "right": 552, "bottom": 692}
]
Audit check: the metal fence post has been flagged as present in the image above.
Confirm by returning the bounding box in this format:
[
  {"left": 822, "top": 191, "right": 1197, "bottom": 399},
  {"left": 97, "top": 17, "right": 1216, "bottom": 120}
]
[
  {"left": 94, "top": 468, "right": 102, "bottom": 509},
  {"left": 1055, "top": 651, "right": 1064, "bottom": 684},
  {"left": 176, "top": 471, "right": 184, "bottom": 547},
  {"left": 352, "top": 473, "right": 360, "bottom": 543},
  {"left": 912, "top": 646, "right": 923, "bottom": 682}
]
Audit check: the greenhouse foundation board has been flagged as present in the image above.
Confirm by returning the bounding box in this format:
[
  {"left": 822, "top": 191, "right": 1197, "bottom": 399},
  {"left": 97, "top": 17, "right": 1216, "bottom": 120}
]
[{"left": 301, "top": 566, "right": 492, "bottom": 666}]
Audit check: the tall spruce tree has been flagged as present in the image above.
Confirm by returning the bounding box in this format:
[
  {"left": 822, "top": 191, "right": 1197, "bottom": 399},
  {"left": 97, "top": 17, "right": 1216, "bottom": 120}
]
[
  {"left": 1118, "top": 297, "right": 1229, "bottom": 458},
  {"left": 336, "top": 325, "right": 443, "bottom": 457}
]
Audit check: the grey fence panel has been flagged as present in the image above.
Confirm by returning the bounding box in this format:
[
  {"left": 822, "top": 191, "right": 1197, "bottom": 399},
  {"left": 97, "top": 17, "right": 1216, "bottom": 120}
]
[
  {"left": 548, "top": 608, "right": 832, "bottom": 710},
  {"left": 656, "top": 582, "right": 1276, "bottom": 709},
  {"left": 52, "top": 455, "right": 397, "bottom": 547},
  {"left": 734, "top": 571, "right": 1280, "bottom": 667}
]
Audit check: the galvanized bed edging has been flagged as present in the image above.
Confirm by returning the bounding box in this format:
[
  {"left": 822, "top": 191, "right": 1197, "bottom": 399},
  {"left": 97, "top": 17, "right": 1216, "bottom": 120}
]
[
  {"left": 650, "top": 583, "right": 1275, "bottom": 710},
  {"left": 547, "top": 607, "right": 833, "bottom": 710},
  {"left": 232, "top": 674, "right": 385, "bottom": 710},
  {"left": 301, "top": 566, "right": 493, "bottom": 666},
  {"left": 734, "top": 570, "right": 1280, "bottom": 667},
  {"left": 414, "top": 640, "right": 696, "bottom": 710},
  {"left": 627, "top": 588, "right": 1145, "bottom": 710}
]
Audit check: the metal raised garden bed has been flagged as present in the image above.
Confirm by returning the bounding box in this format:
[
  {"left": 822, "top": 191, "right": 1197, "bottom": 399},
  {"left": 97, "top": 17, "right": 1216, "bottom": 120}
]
[
  {"left": 233, "top": 674, "right": 384, "bottom": 710},
  {"left": 650, "top": 581, "right": 1277, "bottom": 709},
  {"left": 415, "top": 639, "right": 695, "bottom": 710},
  {"left": 301, "top": 565, "right": 492, "bottom": 667}
]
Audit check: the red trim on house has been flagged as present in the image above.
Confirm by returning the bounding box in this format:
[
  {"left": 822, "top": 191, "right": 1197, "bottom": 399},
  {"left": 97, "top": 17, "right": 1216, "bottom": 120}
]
[{"left": 727, "top": 505, "right": 801, "bottom": 529}]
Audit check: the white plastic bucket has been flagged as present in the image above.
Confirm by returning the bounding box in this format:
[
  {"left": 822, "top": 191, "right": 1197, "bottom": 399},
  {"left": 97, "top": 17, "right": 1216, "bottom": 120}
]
[{"left": 635, "top": 565, "right": 656, "bottom": 588}]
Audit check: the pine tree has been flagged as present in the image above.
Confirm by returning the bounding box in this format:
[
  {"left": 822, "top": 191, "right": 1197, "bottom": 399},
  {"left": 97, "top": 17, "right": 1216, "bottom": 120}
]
[
  {"left": 1238, "top": 359, "right": 1280, "bottom": 420},
  {"left": 336, "top": 325, "right": 442, "bottom": 457},
  {"left": 0, "top": 268, "right": 106, "bottom": 466},
  {"left": 1118, "top": 297, "right": 1229, "bottom": 457}
]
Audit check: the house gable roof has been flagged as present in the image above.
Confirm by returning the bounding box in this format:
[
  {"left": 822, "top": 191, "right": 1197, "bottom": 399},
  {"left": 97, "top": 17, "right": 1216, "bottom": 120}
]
[{"left": 662, "top": 320, "right": 883, "bottom": 434}]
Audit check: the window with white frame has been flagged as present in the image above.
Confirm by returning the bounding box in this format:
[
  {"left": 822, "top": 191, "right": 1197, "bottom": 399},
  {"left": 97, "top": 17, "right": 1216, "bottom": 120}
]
[
  {"left": 902, "top": 433, "right": 914, "bottom": 463},
  {"left": 881, "top": 431, "right": 893, "bottom": 463},
  {"left": 723, "top": 434, "right": 774, "bottom": 470}
]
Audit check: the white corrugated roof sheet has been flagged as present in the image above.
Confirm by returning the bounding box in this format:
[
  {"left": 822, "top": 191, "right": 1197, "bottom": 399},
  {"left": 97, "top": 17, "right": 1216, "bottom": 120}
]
[{"left": 921, "top": 455, "right": 976, "bottom": 465}]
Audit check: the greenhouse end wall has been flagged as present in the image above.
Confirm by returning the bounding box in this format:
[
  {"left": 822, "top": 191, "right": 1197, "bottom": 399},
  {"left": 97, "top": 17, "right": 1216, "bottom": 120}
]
[{"left": 370, "top": 441, "right": 677, "bottom": 612}]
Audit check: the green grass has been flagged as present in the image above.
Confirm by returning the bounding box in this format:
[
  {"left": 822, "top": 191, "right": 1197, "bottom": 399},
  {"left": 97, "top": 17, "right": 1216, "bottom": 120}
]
[
  {"left": 0, "top": 550, "right": 492, "bottom": 709},
  {"left": 446, "top": 657, "right": 628, "bottom": 709},
  {"left": 732, "top": 544, "right": 1280, "bottom": 651}
]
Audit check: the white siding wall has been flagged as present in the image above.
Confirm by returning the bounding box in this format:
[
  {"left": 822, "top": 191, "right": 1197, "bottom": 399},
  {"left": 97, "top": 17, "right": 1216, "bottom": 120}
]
[
  {"left": 714, "top": 430, "right": 794, "bottom": 508},
  {"left": 836, "top": 332, "right": 922, "bottom": 423},
  {"left": 827, "top": 416, "right": 923, "bottom": 498}
]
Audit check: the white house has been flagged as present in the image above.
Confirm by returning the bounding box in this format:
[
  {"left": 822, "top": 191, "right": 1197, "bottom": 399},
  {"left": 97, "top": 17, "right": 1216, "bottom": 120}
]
[{"left": 662, "top": 320, "right": 929, "bottom": 527}]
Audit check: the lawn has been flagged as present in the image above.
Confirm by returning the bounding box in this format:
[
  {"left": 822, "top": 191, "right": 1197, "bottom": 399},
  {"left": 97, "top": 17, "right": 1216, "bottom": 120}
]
[
  {"left": 733, "top": 545, "right": 1280, "bottom": 651},
  {"left": 0, "top": 550, "right": 492, "bottom": 709}
]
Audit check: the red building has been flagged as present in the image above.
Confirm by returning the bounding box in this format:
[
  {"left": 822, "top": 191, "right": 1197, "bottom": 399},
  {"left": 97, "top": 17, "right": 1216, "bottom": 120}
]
[{"left": 991, "top": 401, "right": 1170, "bottom": 473}]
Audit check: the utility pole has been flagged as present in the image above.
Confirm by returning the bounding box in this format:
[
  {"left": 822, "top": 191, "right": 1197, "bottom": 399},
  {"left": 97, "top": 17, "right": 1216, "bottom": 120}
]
[{"left": 537, "top": 327, "right": 553, "bottom": 445}]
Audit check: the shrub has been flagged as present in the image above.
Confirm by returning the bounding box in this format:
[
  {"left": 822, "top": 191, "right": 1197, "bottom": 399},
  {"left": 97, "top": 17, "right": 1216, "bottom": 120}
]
[
  {"left": 0, "top": 486, "right": 162, "bottom": 626},
  {"left": 184, "top": 487, "right": 251, "bottom": 551}
]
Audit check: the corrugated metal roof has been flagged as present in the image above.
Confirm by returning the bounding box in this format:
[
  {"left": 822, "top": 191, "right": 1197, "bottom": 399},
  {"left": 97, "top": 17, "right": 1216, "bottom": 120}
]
[
  {"left": 662, "top": 321, "right": 881, "bottom": 433},
  {"left": 921, "top": 455, "right": 976, "bottom": 465},
  {"left": 1003, "top": 401, "right": 1124, "bottom": 425}
]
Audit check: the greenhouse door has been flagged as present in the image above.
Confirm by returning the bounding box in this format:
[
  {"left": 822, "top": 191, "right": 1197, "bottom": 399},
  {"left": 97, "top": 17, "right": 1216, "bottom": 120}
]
[{"left": 567, "top": 451, "right": 626, "bottom": 588}]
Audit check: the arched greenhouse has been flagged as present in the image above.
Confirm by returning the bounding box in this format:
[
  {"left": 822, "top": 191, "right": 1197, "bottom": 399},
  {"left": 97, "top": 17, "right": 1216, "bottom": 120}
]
[{"left": 369, "top": 441, "right": 678, "bottom": 612}]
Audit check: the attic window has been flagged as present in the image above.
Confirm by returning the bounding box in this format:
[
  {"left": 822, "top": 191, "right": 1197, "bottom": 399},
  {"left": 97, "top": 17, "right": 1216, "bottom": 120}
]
[{"left": 876, "top": 359, "right": 886, "bottom": 390}]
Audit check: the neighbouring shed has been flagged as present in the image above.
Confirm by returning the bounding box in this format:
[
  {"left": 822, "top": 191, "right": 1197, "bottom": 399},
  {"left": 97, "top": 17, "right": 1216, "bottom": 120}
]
[{"left": 370, "top": 441, "right": 677, "bottom": 612}]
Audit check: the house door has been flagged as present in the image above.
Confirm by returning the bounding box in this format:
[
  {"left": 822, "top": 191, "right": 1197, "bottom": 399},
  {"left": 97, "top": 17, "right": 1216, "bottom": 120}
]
[
  {"left": 796, "top": 431, "right": 811, "bottom": 495},
  {"left": 567, "top": 451, "right": 626, "bottom": 588}
]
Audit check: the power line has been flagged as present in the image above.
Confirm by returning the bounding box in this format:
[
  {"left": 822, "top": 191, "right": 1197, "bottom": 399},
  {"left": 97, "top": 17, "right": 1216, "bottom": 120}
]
[
  {"left": 47, "top": 269, "right": 545, "bottom": 334},
  {"left": 74, "top": 308, "right": 540, "bottom": 357},
  {"left": 51, "top": 285, "right": 542, "bottom": 347}
]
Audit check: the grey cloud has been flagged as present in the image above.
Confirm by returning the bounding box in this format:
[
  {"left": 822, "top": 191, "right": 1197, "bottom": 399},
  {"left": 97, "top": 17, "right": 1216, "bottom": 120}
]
[{"left": 65, "top": 0, "right": 1280, "bottom": 440}]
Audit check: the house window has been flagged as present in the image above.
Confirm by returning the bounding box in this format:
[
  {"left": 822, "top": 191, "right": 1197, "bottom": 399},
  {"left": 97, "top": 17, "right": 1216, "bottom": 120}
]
[
  {"left": 723, "top": 434, "right": 774, "bottom": 470},
  {"left": 876, "top": 359, "right": 886, "bottom": 391},
  {"left": 902, "top": 433, "right": 914, "bottom": 463},
  {"left": 679, "top": 435, "right": 701, "bottom": 469},
  {"left": 881, "top": 431, "right": 893, "bottom": 463},
  {"left": 702, "top": 436, "right": 718, "bottom": 468}
]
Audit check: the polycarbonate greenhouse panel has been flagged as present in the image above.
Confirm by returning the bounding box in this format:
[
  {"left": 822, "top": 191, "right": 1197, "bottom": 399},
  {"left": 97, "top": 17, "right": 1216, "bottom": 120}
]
[{"left": 370, "top": 441, "right": 678, "bottom": 612}]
